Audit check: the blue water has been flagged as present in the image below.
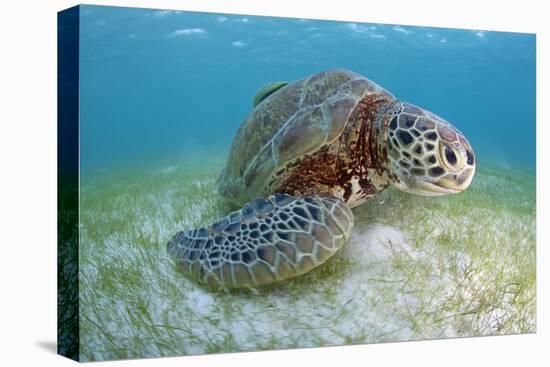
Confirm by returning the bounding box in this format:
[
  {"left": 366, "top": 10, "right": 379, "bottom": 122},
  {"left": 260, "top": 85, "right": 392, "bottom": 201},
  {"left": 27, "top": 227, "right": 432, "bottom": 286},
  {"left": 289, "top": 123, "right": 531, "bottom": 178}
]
[{"left": 79, "top": 5, "right": 536, "bottom": 178}]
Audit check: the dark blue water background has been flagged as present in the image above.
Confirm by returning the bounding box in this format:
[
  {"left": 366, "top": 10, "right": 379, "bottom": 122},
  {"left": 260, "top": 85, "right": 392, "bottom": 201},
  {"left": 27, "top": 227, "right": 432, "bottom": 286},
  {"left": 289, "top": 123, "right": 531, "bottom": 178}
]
[{"left": 78, "top": 5, "right": 536, "bottom": 178}]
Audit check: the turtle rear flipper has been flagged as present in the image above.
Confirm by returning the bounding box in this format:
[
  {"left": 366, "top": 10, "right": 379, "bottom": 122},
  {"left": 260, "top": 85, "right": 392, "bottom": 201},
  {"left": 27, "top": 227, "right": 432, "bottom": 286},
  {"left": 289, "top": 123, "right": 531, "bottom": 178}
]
[{"left": 167, "top": 194, "right": 354, "bottom": 290}]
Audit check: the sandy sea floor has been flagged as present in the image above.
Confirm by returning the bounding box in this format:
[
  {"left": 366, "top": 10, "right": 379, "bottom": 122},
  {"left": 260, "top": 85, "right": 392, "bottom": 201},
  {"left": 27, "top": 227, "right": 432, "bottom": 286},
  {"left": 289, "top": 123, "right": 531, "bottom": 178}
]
[{"left": 74, "top": 156, "right": 535, "bottom": 361}]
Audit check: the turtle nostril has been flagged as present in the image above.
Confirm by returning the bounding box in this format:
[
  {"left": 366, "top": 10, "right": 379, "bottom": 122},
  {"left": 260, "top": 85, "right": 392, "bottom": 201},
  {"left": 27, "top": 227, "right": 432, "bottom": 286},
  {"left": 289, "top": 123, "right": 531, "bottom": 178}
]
[{"left": 444, "top": 145, "right": 457, "bottom": 166}]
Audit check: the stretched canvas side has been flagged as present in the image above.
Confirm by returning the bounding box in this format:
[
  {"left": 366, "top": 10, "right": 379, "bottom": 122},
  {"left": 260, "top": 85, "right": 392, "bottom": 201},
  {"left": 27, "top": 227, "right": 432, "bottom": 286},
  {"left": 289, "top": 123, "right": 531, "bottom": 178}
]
[{"left": 57, "top": 5, "right": 80, "bottom": 362}]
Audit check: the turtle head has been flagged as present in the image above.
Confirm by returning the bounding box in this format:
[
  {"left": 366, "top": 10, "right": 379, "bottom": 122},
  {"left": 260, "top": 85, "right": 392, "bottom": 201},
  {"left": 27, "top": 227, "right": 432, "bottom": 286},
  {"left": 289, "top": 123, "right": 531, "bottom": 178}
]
[{"left": 385, "top": 102, "right": 476, "bottom": 196}]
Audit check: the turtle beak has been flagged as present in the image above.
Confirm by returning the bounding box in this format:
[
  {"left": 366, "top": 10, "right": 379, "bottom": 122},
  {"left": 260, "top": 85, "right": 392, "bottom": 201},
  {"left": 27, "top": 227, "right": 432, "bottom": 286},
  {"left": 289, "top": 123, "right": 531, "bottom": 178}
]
[
  {"left": 398, "top": 163, "right": 476, "bottom": 197},
  {"left": 415, "top": 181, "right": 460, "bottom": 196},
  {"left": 434, "top": 166, "right": 476, "bottom": 193},
  {"left": 410, "top": 165, "right": 476, "bottom": 196}
]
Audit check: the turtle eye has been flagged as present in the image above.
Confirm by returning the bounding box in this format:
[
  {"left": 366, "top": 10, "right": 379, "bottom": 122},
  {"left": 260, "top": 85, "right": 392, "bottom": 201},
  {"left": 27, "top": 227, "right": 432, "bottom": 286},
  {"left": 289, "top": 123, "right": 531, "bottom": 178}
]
[
  {"left": 444, "top": 146, "right": 457, "bottom": 166},
  {"left": 440, "top": 144, "right": 462, "bottom": 170}
]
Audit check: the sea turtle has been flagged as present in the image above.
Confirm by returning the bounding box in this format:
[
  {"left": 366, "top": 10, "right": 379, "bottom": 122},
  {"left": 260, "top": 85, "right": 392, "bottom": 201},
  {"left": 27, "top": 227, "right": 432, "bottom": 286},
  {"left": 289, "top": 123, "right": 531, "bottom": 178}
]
[{"left": 167, "top": 69, "right": 476, "bottom": 290}]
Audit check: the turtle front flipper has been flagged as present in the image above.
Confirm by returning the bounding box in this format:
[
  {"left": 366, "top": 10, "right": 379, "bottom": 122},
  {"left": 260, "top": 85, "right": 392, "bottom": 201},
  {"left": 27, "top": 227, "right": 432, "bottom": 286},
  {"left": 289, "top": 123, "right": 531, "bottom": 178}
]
[{"left": 167, "top": 194, "right": 354, "bottom": 290}]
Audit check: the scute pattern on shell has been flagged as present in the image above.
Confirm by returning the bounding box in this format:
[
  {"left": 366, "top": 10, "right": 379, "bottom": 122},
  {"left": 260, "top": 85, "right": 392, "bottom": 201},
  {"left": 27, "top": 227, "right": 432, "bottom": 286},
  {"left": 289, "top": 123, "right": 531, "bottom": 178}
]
[{"left": 217, "top": 69, "right": 394, "bottom": 206}]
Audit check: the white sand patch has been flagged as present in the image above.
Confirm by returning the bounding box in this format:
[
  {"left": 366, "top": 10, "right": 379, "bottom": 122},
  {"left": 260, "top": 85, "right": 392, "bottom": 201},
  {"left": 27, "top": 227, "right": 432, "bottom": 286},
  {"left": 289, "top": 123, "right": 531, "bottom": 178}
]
[
  {"left": 156, "top": 166, "right": 176, "bottom": 175},
  {"left": 185, "top": 288, "right": 215, "bottom": 314},
  {"left": 348, "top": 224, "right": 417, "bottom": 262},
  {"left": 193, "top": 178, "right": 214, "bottom": 190}
]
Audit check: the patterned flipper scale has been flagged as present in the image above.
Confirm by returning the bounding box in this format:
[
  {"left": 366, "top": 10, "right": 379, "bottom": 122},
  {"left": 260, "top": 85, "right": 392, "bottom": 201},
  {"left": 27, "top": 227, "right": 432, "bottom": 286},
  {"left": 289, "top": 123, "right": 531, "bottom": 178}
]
[{"left": 167, "top": 194, "right": 354, "bottom": 289}]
